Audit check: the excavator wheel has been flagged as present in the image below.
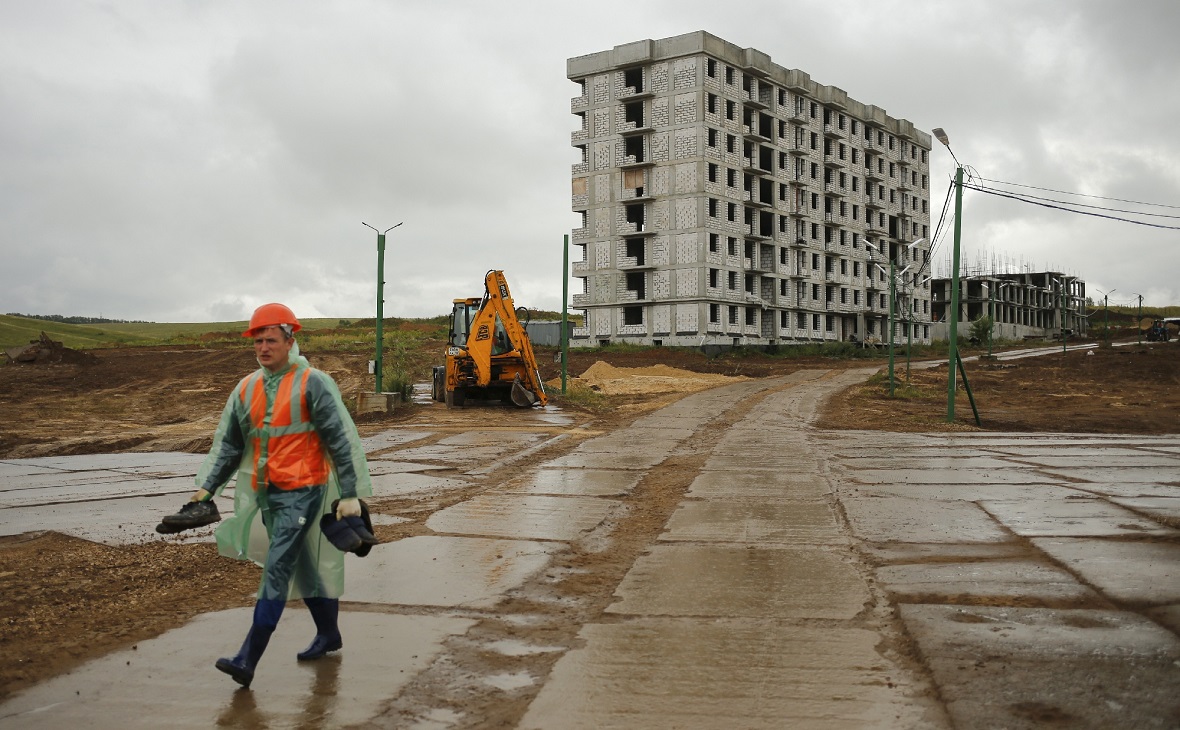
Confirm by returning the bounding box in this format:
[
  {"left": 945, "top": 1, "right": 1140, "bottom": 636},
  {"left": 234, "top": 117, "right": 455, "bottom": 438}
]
[{"left": 445, "top": 388, "right": 466, "bottom": 408}]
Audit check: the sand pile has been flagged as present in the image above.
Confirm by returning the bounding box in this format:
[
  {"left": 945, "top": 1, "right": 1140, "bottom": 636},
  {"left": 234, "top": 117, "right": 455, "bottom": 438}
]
[{"left": 561, "top": 361, "right": 744, "bottom": 395}]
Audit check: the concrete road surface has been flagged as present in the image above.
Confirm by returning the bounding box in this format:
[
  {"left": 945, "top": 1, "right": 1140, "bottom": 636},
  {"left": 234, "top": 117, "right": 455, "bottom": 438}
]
[{"left": 2, "top": 368, "right": 1177, "bottom": 729}]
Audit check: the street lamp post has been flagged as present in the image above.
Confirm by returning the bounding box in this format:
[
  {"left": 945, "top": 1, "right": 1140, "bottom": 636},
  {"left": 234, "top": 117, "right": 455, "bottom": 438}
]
[
  {"left": 1135, "top": 293, "right": 1143, "bottom": 345},
  {"left": 866, "top": 241, "right": 895, "bottom": 396},
  {"left": 1097, "top": 288, "right": 1115, "bottom": 346},
  {"left": 362, "top": 221, "right": 403, "bottom": 394},
  {"left": 932, "top": 128, "right": 963, "bottom": 422}
]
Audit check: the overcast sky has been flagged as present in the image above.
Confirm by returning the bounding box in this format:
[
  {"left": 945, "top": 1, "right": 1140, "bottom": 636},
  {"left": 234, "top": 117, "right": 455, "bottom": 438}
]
[{"left": 2, "top": 0, "right": 1177, "bottom": 322}]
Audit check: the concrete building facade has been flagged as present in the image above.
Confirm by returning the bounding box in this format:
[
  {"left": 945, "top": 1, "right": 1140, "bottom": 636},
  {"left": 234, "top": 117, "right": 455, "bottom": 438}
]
[
  {"left": 568, "top": 32, "right": 932, "bottom": 348},
  {"left": 930, "top": 272, "right": 1088, "bottom": 341}
]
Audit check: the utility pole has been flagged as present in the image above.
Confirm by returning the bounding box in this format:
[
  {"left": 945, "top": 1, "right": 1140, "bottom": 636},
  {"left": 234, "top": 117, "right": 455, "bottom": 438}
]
[
  {"left": 561, "top": 234, "right": 569, "bottom": 394},
  {"left": 362, "top": 221, "right": 403, "bottom": 393},
  {"left": 933, "top": 129, "right": 964, "bottom": 423},
  {"left": 1137, "top": 293, "right": 1143, "bottom": 345},
  {"left": 888, "top": 257, "right": 896, "bottom": 397}
]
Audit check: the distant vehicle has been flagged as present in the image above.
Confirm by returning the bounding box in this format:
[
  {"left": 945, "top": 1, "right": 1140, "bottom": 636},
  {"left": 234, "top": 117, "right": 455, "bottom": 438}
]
[{"left": 1146, "top": 320, "right": 1172, "bottom": 342}]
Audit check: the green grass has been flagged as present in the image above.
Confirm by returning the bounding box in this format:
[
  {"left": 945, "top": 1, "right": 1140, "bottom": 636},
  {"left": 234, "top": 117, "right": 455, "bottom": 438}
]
[{"left": 0, "top": 314, "right": 157, "bottom": 350}]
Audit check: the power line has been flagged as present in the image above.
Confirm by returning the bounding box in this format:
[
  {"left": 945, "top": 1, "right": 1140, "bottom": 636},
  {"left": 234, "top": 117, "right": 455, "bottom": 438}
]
[
  {"left": 973, "top": 183, "right": 1180, "bottom": 219},
  {"left": 976, "top": 176, "right": 1180, "bottom": 210},
  {"left": 962, "top": 183, "right": 1180, "bottom": 230}
]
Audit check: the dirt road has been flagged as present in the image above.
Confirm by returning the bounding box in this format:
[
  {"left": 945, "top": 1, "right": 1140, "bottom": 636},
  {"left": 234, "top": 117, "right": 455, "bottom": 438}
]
[{"left": 0, "top": 339, "right": 1177, "bottom": 701}]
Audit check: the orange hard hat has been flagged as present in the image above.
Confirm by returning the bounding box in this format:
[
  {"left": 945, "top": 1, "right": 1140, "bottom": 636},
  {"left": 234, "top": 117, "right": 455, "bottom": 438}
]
[{"left": 243, "top": 303, "right": 302, "bottom": 337}]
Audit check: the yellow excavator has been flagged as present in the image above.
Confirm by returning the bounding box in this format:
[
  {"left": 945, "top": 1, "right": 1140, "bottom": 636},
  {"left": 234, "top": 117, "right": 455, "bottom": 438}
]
[{"left": 431, "top": 270, "right": 548, "bottom": 408}]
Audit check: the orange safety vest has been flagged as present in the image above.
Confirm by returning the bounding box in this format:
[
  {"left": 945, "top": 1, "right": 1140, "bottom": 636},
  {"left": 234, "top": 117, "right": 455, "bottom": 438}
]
[{"left": 238, "top": 366, "right": 330, "bottom": 491}]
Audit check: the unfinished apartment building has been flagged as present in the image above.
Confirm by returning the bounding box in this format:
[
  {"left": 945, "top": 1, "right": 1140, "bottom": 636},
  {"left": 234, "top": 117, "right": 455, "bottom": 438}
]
[
  {"left": 931, "top": 272, "right": 1088, "bottom": 341},
  {"left": 568, "top": 32, "right": 932, "bottom": 347}
]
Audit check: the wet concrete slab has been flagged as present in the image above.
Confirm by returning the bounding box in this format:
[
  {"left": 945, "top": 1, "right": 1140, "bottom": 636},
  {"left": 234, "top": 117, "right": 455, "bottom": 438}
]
[
  {"left": 437, "top": 430, "right": 546, "bottom": 446},
  {"left": 0, "top": 469, "right": 160, "bottom": 491},
  {"left": 1008, "top": 454, "right": 1180, "bottom": 469},
  {"left": 982, "top": 445, "right": 1179, "bottom": 458},
  {"left": 842, "top": 456, "right": 1020, "bottom": 470},
  {"left": 543, "top": 451, "right": 667, "bottom": 470},
  {"left": 360, "top": 430, "right": 433, "bottom": 452},
  {"left": 347, "top": 535, "right": 556, "bottom": 608},
  {"left": 0, "top": 475, "right": 195, "bottom": 507},
  {"left": 0, "top": 608, "right": 474, "bottom": 729},
  {"left": 848, "top": 468, "right": 1061, "bottom": 485},
  {"left": 1030, "top": 538, "right": 1180, "bottom": 604},
  {"left": 841, "top": 496, "right": 1011, "bottom": 543},
  {"left": 687, "top": 469, "right": 829, "bottom": 500},
  {"left": 572, "top": 427, "right": 696, "bottom": 452},
  {"left": 503, "top": 468, "right": 641, "bottom": 497},
  {"left": 1067, "top": 482, "right": 1180, "bottom": 499},
  {"left": 660, "top": 501, "right": 846, "bottom": 546},
  {"left": 1109, "top": 496, "right": 1180, "bottom": 526},
  {"left": 875, "top": 560, "right": 1099, "bottom": 604},
  {"left": 425, "top": 494, "right": 619, "bottom": 542},
  {"left": 1037, "top": 466, "right": 1180, "bottom": 485},
  {"left": 0, "top": 493, "right": 232, "bottom": 545},
  {"left": 520, "top": 618, "right": 944, "bottom": 730},
  {"left": 369, "top": 471, "right": 468, "bottom": 499},
  {"left": 861, "top": 542, "right": 1032, "bottom": 565},
  {"left": 898, "top": 604, "right": 1180, "bottom": 730},
  {"left": 608, "top": 545, "right": 869, "bottom": 620},
  {"left": 0, "top": 452, "right": 205, "bottom": 475},
  {"left": 388, "top": 444, "right": 520, "bottom": 464},
  {"left": 981, "top": 499, "right": 1178, "bottom": 537},
  {"left": 700, "top": 453, "right": 822, "bottom": 471},
  {"left": 840, "top": 482, "right": 1086, "bottom": 502}
]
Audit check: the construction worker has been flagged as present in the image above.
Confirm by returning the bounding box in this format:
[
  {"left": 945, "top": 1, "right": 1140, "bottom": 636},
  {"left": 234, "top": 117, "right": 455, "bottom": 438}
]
[{"left": 182, "top": 302, "right": 372, "bottom": 688}]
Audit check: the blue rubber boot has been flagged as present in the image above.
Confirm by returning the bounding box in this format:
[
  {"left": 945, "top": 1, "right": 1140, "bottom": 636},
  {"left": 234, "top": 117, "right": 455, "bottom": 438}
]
[
  {"left": 215, "top": 600, "right": 285, "bottom": 687},
  {"left": 297, "top": 597, "right": 342, "bottom": 661}
]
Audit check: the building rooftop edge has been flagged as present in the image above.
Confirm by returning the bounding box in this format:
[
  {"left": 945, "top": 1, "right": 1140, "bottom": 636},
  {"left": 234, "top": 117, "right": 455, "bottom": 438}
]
[{"left": 567, "top": 30, "right": 930, "bottom": 147}]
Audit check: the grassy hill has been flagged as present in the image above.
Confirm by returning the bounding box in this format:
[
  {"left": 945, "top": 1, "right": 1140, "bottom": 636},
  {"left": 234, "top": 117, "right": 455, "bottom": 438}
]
[{"left": 2, "top": 315, "right": 391, "bottom": 351}]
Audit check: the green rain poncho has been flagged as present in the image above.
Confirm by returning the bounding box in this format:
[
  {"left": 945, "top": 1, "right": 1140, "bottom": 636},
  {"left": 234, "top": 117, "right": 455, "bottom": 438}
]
[{"left": 195, "top": 341, "right": 372, "bottom": 600}]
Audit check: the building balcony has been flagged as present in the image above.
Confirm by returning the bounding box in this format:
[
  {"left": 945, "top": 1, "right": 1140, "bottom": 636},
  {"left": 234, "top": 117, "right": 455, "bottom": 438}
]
[
  {"left": 823, "top": 153, "right": 846, "bottom": 168},
  {"left": 572, "top": 293, "right": 590, "bottom": 307},
  {"left": 571, "top": 128, "right": 589, "bottom": 144},
  {"left": 618, "top": 122, "right": 652, "bottom": 136},
  {"left": 572, "top": 162, "right": 589, "bottom": 175},
  {"left": 865, "top": 197, "right": 885, "bottom": 211},
  {"left": 745, "top": 225, "right": 771, "bottom": 240},
  {"left": 618, "top": 258, "right": 655, "bottom": 270},
  {"left": 619, "top": 186, "right": 654, "bottom": 202},
  {"left": 745, "top": 90, "right": 769, "bottom": 109},
  {"left": 824, "top": 183, "right": 845, "bottom": 197},
  {"left": 572, "top": 260, "right": 590, "bottom": 275},
  {"left": 618, "top": 155, "right": 654, "bottom": 169},
  {"left": 616, "top": 86, "right": 654, "bottom": 100},
  {"left": 864, "top": 166, "right": 884, "bottom": 182},
  {"left": 572, "top": 193, "right": 588, "bottom": 209},
  {"left": 789, "top": 236, "right": 809, "bottom": 248},
  {"left": 823, "top": 122, "right": 845, "bottom": 138},
  {"left": 571, "top": 96, "right": 589, "bottom": 113},
  {"left": 573, "top": 226, "right": 590, "bottom": 241},
  {"left": 571, "top": 326, "right": 590, "bottom": 338}
]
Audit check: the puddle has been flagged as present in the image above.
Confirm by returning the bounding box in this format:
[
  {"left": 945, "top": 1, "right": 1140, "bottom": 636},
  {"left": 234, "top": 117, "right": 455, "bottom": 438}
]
[
  {"left": 483, "top": 672, "right": 536, "bottom": 691},
  {"left": 483, "top": 639, "right": 566, "bottom": 657}
]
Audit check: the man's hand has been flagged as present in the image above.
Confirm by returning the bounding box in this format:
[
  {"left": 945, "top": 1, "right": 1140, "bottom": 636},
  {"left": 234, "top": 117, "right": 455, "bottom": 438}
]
[
  {"left": 191, "top": 488, "right": 212, "bottom": 502},
  {"left": 336, "top": 498, "right": 362, "bottom": 519}
]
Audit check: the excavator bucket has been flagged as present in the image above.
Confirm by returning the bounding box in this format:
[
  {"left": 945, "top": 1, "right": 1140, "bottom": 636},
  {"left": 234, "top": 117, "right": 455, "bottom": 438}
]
[{"left": 510, "top": 374, "right": 539, "bottom": 407}]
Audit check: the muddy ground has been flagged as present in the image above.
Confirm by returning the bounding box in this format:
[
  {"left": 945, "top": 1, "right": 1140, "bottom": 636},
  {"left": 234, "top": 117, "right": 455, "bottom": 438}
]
[{"left": 1, "top": 339, "right": 1177, "bottom": 700}]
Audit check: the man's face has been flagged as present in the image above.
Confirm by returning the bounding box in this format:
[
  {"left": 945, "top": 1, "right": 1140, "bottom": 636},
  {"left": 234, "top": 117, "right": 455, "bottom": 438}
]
[{"left": 253, "top": 327, "right": 293, "bottom": 372}]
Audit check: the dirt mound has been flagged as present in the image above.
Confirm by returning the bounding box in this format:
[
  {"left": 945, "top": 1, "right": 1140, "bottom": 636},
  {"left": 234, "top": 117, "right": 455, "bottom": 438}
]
[{"left": 570, "top": 360, "right": 745, "bottom": 395}]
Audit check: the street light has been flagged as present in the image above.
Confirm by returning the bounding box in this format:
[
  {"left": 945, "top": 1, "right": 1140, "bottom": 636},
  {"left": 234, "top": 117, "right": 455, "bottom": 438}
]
[
  {"left": 932, "top": 127, "right": 964, "bottom": 422},
  {"left": 362, "top": 220, "right": 403, "bottom": 394},
  {"left": 1133, "top": 293, "right": 1143, "bottom": 345},
  {"left": 1097, "top": 288, "right": 1116, "bottom": 346}
]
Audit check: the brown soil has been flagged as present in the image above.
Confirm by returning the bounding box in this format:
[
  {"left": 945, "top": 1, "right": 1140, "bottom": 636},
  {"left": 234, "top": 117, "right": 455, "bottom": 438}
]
[
  {"left": 817, "top": 343, "right": 1180, "bottom": 433},
  {"left": 0, "top": 338, "right": 1177, "bottom": 699}
]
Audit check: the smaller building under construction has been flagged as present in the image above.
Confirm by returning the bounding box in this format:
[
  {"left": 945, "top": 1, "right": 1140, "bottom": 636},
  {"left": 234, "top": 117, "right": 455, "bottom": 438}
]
[{"left": 930, "top": 271, "right": 1087, "bottom": 341}]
